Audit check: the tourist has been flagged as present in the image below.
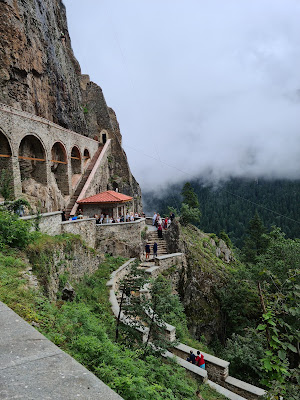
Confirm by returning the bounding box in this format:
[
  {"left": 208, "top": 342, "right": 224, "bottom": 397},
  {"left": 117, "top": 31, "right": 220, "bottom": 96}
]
[
  {"left": 116, "top": 216, "right": 120, "bottom": 223},
  {"left": 187, "top": 350, "right": 196, "bottom": 364},
  {"left": 167, "top": 217, "right": 171, "bottom": 227},
  {"left": 153, "top": 242, "right": 158, "bottom": 258},
  {"left": 170, "top": 212, "right": 175, "bottom": 221},
  {"left": 126, "top": 212, "right": 130, "bottom": 222},
  {"left": 152, "top": 212, "right": 157, "bottom": 226},
  {"left": 120, "top": 215, "right": 124, "bottom": 222},
  {"left": 130, "top": 213, "right": 134, "bottom": 221},
  {"left": 195, "top": 351, "right": 201, "bottom": 366},
  {"left": 199, "top": 354, "right": 205, "bottom": 369},
  {"left": 134, "top": 212, "right": 139, "bottom": 219},
  {"left": 157, "top": 214, "right": 162, "bottom": 226},
  {"left": 61, "top": 210, "right": 66, "bottom": 221},
  {"left": 157, "top": 224, "right": 163, "bottom": 239},
  {"left": 100, "top": 213, "right": 104, "bottom": 224},
  {"left": 145, "top": 243, "right": 150, "bottom": 259},
  {"left": 163, "top": 217, "right": 168, "bottom": 230}
]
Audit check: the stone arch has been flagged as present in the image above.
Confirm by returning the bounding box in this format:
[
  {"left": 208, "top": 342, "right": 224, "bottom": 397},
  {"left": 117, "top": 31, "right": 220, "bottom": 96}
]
[
  {"left": 18, "top": 134, "right": 47, "bottom": 189},
  {"left": 83, "top": 148, "right": 90, "bottom": 166},
  {"left": 0, "top": 130, "right": 13, "bottom": 197},
  {"left": 51, "top": 142, "right": 69, "bottom": 195},
  {"left": 71, "top": 145, "right": 81, "bottom": 175}
]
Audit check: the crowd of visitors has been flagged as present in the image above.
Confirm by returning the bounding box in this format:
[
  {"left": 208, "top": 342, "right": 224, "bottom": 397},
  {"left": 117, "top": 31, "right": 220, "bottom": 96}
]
[
  {"left": 152, "top": 211, "right": 175, "bottom": 239},
  {"left": 93, "top": 212, "right": 144, "bottom": 224}
]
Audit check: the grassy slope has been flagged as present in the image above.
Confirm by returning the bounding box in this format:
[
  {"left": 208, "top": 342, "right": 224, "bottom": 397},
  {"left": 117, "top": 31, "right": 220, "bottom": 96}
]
[{"left": 0, "top": 236, "right": 226, "bottom": 400}]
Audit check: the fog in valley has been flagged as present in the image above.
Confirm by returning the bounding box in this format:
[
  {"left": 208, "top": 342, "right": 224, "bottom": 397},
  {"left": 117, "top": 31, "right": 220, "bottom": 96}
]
[{"left": 64, "top": 0, "right": 300, "bottom": 189}]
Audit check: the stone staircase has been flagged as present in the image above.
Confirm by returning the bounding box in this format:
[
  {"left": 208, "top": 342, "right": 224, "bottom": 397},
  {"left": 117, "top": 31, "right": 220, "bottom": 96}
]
[
  {"left": 66, "top": 145, "right": 103, "bottom": 217},
  {"left": 146, "top": 230, "right": 168, "bottom": 256}
]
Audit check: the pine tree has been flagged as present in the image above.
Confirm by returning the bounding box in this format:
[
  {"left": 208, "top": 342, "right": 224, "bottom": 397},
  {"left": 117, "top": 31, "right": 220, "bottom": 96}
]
[
  {"left": 243, "top": 212, "right": 268, "bottom": 263},
  {"left": 180, "top": 182, "right": 201, "bottom": 225},
  {"left": 181, "top": 182, "right": 199, "bottom": 208}
]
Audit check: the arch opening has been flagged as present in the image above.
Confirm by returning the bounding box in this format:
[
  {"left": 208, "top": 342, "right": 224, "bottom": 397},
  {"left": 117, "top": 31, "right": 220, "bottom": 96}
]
[
  {"left": 0, "top": 131, "right": 13, "bottom": 199},
  {"left": 18, "top": 135, "right": 47, "bottom": 190},
  {"left": 71, "top": 146, "right": 81, "bottom": 175},
  {"left": 51, "top": 142, "right": 69, "bottom": 195},
  {"left": 83, "top": 149, "right": 90, "bottom": 166}
]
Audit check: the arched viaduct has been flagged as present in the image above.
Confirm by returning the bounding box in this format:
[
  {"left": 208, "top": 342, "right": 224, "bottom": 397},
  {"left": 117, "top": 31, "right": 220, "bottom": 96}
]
[{"left": 0, "top": 103, "right": 100, "bottom": 200}]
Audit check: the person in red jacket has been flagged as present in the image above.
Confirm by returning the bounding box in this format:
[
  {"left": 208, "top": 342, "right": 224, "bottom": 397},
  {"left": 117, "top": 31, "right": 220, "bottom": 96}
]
[{"left": 195, "top": 351, "right": 205, "bottom": 369}]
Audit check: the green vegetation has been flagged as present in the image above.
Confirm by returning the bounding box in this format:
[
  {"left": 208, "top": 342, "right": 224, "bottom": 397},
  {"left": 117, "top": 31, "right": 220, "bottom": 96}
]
[
  {"left": 216, "top": 227, "right": 300, "bottom": 398},
  {"left": 144, "top": 178, "right": 300, "bottom": 247},
  {"left": 0, "top": 210, "right": 221, "bottom": 400},
  {"left": 180, "top": 182, "right": 201, "bottom": 226},
  {"left": 0, "top": 209, "right": 32, "bottom": 249}
]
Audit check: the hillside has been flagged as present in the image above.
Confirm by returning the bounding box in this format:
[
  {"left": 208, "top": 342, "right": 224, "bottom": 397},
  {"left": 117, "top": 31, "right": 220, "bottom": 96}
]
[{"left": 143, "top": 178, "right": 300, "bottom": 248}]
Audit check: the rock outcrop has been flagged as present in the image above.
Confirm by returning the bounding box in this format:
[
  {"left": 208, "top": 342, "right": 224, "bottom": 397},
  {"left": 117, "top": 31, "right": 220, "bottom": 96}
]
[
  {"left": 164, "top": 221, "right": 236, "bottom": 343},
  {"left": 0, "top": 0, "right": 142, "bottom": 211}
]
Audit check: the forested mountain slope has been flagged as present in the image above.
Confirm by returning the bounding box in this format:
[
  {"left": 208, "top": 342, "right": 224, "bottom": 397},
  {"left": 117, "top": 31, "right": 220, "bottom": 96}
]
[{"left": 144, "top": 178, "right": 300, "bottom": 248}]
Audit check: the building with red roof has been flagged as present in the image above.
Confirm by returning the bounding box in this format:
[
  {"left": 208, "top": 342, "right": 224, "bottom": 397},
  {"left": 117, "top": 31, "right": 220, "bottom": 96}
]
[{"left": 77, "top": 190, "right": 133, "bottom": 219}]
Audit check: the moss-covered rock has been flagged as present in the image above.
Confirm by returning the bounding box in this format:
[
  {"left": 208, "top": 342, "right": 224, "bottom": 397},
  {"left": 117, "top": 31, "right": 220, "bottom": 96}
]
[{"left": 165, "top": 221, "right": 237, "bottom": 343}]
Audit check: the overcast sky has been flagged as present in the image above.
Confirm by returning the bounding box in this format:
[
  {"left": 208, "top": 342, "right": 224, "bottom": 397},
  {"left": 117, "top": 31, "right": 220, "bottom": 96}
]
[{"left": 64, "top": 0, "right": 300, "bottom": 189}]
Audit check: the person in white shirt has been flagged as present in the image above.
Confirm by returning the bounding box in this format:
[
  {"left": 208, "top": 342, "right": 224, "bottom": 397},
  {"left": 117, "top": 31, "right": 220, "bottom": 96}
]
[{"left": 152, "top": 212, "right": 157, "bottom": 226}]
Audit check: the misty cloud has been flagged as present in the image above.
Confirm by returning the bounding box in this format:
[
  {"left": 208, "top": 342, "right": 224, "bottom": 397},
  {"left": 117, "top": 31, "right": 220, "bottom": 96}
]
[{"left": 64, "top": 0, "right": 300, "bottom": 188}]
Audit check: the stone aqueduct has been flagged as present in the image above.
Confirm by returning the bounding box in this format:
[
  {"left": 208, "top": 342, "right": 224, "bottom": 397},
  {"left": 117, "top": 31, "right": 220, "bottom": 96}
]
[{"left": 0, "top": 103, "right": 107, "bottom": 200}]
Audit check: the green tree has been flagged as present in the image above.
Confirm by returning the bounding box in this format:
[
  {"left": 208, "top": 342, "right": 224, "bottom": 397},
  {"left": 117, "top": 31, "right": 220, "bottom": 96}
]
[
  {"left": 181, "top": 182, "right": 199, "bottom": 208},
  {"left": 121, "top": 274, "right": 178, "bottom": 355},
  {"left": 256, "top": 228, "right": 300, "bottom": 398},
  {"left": 243, "top": 212, "right": 268, "bottom": 263},
  {"left": 180, "top": 182, "right": 201, "bottom": 226}
]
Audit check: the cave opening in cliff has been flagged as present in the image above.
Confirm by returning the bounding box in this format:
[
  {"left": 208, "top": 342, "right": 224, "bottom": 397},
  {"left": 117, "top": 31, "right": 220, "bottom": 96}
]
[
  {"left": 18, "top": 135, "right": 47, "bottom": 190},
  {"left": 83, "top": 149, "right": 90, "bottom": 167},
  {"left": 51, "top": 142, "right": 69, "bottom": 195},
  {"left": 102, "top": 133, "right": 107, "bottom": 144}
]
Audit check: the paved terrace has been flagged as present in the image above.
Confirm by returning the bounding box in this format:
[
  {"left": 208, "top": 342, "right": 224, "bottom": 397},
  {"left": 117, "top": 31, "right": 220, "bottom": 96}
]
[{"left": 0, "top": 302, "right": 123, "bottom": 400}]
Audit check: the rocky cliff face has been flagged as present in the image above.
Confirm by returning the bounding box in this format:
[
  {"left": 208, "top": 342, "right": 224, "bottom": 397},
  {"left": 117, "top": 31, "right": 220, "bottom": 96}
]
[
  {"left": 165, "top": 221, "right": 235, "bottom": 343},
  {"left": 0, "top": 0, "right": 86, "bottom": 132},
  {"left": 0, "top": 0, "right": 142, "bottom": 209}
]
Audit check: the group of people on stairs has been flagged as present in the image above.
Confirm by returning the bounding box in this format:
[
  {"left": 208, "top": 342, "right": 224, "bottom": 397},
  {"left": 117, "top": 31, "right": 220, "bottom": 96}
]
[{"left": 145, "top": 242, "right": 158, "bottom": 259}]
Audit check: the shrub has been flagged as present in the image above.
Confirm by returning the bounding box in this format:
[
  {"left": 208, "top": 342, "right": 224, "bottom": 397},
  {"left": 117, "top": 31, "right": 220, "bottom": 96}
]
[{"left": 0, "top": 210, "right": 32, "bottom": 249}]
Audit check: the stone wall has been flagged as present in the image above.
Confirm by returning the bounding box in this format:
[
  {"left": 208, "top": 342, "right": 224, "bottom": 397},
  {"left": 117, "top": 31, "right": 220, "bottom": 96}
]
[
  {"left": 96, "top": 219, "right": 146, "bottom": 257},
  {"left": 21, "top": 211, "right": 62, "bottom": 235},
  {"left": 172, "top": 343, "right": 229, "bottom": 383},
  {"left": 0, "top": 103, "right": 99, "bottom": 210},
  {"left": 61, "top": 219, "right": 97, "bottom": 248}
]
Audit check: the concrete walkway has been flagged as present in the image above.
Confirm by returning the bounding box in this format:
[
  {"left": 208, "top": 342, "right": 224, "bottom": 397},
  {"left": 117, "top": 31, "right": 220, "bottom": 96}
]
[{"left": 0, "top": 302, "right": 123, "bottom": 400}]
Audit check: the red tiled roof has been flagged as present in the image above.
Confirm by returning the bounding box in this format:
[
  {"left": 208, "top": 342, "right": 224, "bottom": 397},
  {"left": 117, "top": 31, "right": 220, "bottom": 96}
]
[{"left": 77, "top": 190, "right": 133, "bottom": 204}]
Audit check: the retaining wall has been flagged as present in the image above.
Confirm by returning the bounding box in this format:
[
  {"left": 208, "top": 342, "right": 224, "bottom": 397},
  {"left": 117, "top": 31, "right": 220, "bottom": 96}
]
[
  {"left": 21, "top": 211, "right": 62, "bottom": 235},
  {"left": 61, "top": 218, "right": 97, "bottom": 248}
]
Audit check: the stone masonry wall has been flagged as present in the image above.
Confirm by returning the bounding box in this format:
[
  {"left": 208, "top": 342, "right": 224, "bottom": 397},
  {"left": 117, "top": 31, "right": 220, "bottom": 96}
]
[
  {"left": 21, "top": 211, "right": 62, "bottom": 235},
  {"left": 61, "top": 219, "right": 96, "bottom": 248},
  {"left": 96, "top": 219, "right": 146, "bottom": 257}
]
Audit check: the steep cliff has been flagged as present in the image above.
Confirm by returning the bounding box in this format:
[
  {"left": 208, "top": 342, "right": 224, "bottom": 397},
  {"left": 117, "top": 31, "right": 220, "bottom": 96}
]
[
  {"left": 165, "top": 221, "right": 236, "bottom": 343},
  {"left": 0, "top": 0, "right": 142, "bottom": 210},
  {"left": 0, "top": 0, "right": 86, "bottom": 131}
]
